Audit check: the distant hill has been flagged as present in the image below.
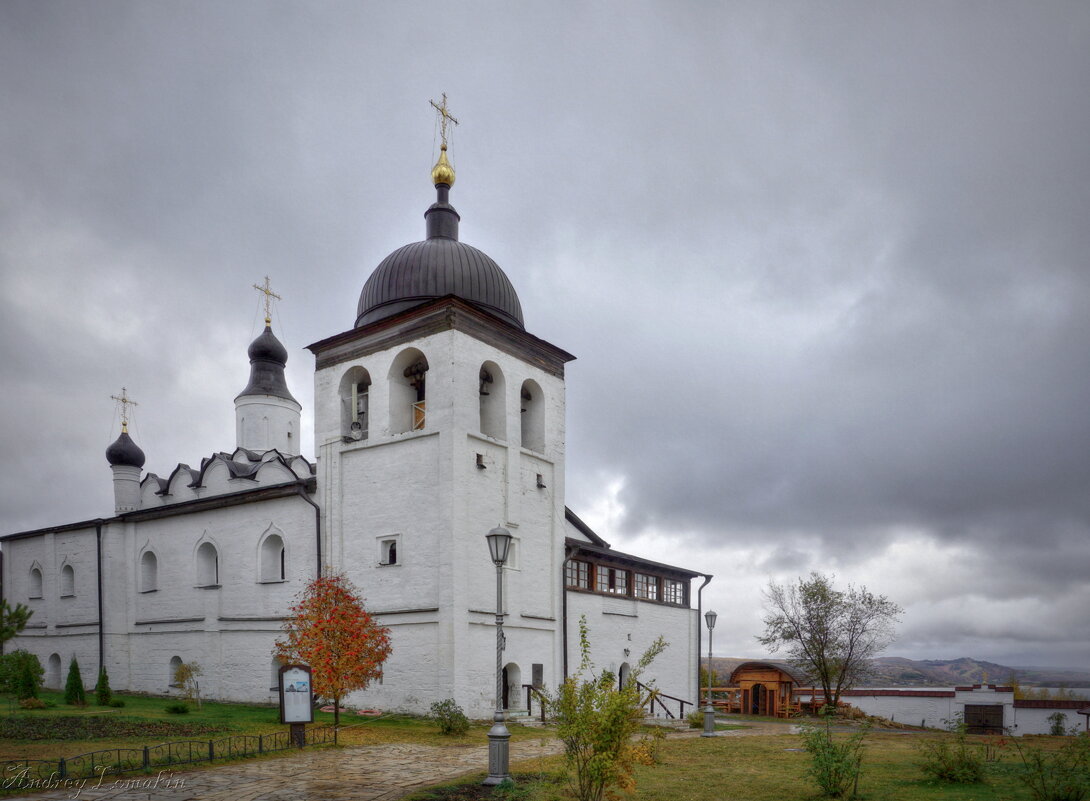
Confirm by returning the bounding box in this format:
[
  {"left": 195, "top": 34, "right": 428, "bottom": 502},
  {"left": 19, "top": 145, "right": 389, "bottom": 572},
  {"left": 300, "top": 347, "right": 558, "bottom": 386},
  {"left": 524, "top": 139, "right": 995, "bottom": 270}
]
[{"left": 707, "top": 656, "right": 1090, "bottom": 688}]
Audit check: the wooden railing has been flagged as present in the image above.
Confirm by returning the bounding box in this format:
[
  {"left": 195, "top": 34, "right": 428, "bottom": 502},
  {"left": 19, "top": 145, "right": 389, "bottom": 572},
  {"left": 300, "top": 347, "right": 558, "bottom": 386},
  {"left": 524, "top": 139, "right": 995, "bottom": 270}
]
[
  {"left": 636, "top": 680, "right": 691, "bottom": 719},
  {"left": 522, "top": 684, "right": 548, "bottom": 722}
]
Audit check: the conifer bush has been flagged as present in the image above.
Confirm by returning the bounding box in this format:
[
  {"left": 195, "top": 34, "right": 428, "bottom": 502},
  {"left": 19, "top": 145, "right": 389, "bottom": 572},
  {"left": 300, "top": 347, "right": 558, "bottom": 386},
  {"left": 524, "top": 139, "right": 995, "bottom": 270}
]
[
  {"left": 94, "top": 666, "right": 112, "bottom": 705},
  {"left": 0, "top": 650, "right": 43, "bottom": 699},
  {"left": 64, "top": 657, "right": 86, "bottom": 706}
]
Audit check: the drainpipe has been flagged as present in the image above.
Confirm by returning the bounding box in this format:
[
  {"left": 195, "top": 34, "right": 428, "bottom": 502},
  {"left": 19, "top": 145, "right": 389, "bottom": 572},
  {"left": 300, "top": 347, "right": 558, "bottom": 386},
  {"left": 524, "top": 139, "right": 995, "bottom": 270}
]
[
  {"left": 562, "top": 546, "right": 572, "bottom": 679},
  {"left": 96, "top": 520, "right": 105, "bottom": 674},
  {"left": 295, "top": 481, "right": 322, "bottom": 578},
  {"left": 696, "top": 574, "right": 712, "bottom": 698}
]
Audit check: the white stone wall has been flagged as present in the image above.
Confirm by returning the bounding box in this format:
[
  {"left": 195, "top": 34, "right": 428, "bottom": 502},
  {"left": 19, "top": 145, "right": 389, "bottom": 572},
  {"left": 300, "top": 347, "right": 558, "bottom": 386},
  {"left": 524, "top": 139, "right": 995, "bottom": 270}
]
[
  {"left": 1012, "top": 705, "right": 1088, "bottom": 736},
  {"left": 566, "top": 590, "right": 698, "bottom": 714}
]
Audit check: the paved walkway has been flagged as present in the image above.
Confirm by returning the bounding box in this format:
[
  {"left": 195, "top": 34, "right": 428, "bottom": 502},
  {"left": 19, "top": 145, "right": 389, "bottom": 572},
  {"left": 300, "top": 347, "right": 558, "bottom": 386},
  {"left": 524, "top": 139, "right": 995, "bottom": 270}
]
[{"left": 2, "top": 720, "right": 799, "bottom": 801}]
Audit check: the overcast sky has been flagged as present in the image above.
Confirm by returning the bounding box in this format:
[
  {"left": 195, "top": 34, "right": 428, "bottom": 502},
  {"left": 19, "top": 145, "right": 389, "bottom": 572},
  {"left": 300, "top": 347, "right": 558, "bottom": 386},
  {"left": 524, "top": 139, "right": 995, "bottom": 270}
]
[{"left": 2, "top": 2, "right": 1088, "bottom": 670}]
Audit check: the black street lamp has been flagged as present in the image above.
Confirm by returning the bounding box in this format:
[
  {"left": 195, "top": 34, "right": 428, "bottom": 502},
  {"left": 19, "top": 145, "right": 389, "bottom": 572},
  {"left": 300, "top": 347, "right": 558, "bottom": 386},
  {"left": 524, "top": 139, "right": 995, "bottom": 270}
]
[
  {"left": 702, "top": 609, "right": 719, "bottom": 737},
  {"left": 483, "top": 526, "right": 513, "bottom": 785}
]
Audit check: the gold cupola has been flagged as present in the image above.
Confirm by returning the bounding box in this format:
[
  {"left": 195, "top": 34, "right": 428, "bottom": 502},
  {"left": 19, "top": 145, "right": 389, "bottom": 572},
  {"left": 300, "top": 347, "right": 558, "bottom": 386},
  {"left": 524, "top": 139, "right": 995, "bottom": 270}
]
[{"left": 431, "top": 143, "right": 456, "bottom": 187}]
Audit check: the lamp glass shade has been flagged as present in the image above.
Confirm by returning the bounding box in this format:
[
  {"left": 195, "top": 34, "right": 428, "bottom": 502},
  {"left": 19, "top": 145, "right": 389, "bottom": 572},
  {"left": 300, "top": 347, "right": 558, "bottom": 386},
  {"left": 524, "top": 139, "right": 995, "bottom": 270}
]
[
  {"left": 705, "top": 610, "right": 718, "bottom": 630},
  {"left": 486, "top": 526, "right": 513, "bottom": 565}
]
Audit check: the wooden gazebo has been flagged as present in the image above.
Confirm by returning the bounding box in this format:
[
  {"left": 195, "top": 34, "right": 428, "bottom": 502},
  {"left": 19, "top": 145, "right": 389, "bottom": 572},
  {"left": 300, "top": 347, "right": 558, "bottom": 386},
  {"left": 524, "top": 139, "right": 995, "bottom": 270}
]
[{"left": 728, "top": 661, "right": 810, "bottom": 718}]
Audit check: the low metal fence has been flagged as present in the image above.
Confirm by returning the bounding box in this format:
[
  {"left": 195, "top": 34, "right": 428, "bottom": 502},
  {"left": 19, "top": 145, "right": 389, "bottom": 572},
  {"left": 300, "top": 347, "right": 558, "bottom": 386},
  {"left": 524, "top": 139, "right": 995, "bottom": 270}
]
[{"left": 1, "top": 725, "right": 337, "bottom": 783}]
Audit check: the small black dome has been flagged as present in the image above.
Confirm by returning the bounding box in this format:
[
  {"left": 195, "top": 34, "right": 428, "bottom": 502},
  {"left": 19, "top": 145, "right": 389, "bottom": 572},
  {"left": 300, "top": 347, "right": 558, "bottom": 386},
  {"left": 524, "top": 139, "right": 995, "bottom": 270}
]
[
  {"left": 355, "top": 184, "right": 524, "bottom": 330},
  {"left": 236, "top": 325, "right": 297, "bottom": 403},
  {"left": 106, "top": 431, "right": 145, "bottom": 468},
  {"left": 247, "top": 325, "right": 289, "bottom": 364}
]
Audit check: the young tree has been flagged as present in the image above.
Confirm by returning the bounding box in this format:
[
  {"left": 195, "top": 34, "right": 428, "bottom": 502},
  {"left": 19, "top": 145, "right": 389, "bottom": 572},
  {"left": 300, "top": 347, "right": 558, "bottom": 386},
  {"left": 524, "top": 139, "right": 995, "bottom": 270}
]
[
  {"left": 173, "top": 661, "right": 203, "bottom": 709},
  {"left": 0, "top": 599, "right": 32, "bottom": 645},
  {"left": 274, "top": 572, "right": 391, "bottom": 727},
  {"left": 64, "top": 657, "right": 86, "bottom": 705},
  {"left": 549, "top": 616, "right": 668, "bottom": 801},
  {"left": 758, "top": 573, "right": 901, "bottom": 710}
]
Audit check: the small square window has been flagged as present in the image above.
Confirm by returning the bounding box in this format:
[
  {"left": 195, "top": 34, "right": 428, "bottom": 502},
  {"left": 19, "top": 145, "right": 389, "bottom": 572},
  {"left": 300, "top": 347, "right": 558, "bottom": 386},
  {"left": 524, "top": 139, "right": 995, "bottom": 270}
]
[{"left": 378, "top": 535, "right": 401, "bottom": 566}]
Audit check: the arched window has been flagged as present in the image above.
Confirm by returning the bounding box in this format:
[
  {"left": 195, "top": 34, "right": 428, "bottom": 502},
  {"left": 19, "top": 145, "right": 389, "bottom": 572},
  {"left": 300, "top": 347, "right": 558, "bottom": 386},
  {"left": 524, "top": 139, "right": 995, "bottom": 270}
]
[
  {"left": 479, "top": 361, "right": 506, "bottom": 440},
  {"left": 28, "top": 566, "right": 43, "bottom": 599},
  {"left": 47, "top": 654, "right": 62, "bottom": 689},
  {"left": 196, "top": 542, "right": 219, "bottom": 587},
  {"left": 169, "top": 655, "right": 183, "bottom": 688},
  {"left": 260, "top": 533, "right": 286, "bottom": 582},
  {"left": 389, "top": 349, "right": 428, "bottom": 434},
  {"left": 339, "top": 366, "right": 372, "bottom": 442},
  {"left": 520, "top": 379, "right": 544, "bottom": 452},
  {"left": 140, "top": 551, "right": 158, "bottom": 592},
  {"left": 60, "top": 564, "right": 75, "bottom": 597}
]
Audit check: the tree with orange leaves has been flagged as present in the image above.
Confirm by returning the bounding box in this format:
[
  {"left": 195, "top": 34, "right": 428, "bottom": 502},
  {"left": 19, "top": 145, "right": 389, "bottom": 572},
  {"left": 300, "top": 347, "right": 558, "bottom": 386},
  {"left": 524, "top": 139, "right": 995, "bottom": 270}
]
[{"left": 274, "top": 572, "right": 391, "bottom": 727}]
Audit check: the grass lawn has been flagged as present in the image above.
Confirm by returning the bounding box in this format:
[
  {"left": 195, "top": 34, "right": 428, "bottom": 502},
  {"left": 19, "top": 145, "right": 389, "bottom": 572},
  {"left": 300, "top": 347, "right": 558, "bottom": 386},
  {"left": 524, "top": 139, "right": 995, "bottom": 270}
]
[
  {"left": 0, "top": 691, "right": 553, "bottom": 762},
  {"left": 404, "top": 730, "right": 1079, "bottom": 801}
]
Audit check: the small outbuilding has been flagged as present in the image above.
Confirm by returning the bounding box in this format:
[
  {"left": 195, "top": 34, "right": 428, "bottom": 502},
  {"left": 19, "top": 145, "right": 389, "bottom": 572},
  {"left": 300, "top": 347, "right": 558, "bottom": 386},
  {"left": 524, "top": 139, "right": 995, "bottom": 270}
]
[{"left": 729, "top": 661, "right": 810, "bottom": 717}]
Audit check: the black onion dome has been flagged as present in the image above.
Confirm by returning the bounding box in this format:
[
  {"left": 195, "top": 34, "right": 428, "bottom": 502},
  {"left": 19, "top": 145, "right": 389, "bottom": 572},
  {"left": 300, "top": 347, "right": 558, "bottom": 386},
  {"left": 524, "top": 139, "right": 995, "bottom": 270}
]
[
  {"left": 236, "top": 325, "right": 298, "bottom": 403},
  {"left": 355, "top": 184, "right": 524, "bottom": 330},
  {"left": 247, "top": 325, "right": 289, "bottom": 364},
  {"left": 106, "top": 431, "right": 145, "bottom": 468}
]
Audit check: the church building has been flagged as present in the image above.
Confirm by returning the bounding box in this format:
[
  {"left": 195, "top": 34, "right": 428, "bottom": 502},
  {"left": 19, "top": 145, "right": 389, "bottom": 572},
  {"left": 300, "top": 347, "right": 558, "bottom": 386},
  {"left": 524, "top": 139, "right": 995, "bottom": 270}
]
[{"left": 1, "top": 119, "right": 707, "bottom": 719}]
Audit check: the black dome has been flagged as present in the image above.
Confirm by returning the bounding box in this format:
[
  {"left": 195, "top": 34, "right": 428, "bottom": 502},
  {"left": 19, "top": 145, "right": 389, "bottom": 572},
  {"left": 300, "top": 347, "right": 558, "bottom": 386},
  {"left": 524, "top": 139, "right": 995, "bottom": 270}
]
[
  {"left": 106, "top": 431, "right": 145, "bottom": 468},
  {"left": 355, "top": 185, "right": 524, "bottom": 330},
  {"left": 247, "top": 325, "right": 289, "bottom": 364},
  {"left": 236, "top": 325, "right": 298, "bottom": 403}
]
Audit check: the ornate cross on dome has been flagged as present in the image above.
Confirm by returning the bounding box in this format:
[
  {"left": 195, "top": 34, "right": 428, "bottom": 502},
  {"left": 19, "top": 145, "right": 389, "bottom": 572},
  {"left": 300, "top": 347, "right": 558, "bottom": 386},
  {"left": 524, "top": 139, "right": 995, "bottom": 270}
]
[
  {"left": 110, "top": 387, "right": 138, "bottom": 432},
  {"left": 429, "top": 93, "right": 459, "bottom": 148},
  {"left": 253, "top": 276, "right": 281, "bottom": 324}
]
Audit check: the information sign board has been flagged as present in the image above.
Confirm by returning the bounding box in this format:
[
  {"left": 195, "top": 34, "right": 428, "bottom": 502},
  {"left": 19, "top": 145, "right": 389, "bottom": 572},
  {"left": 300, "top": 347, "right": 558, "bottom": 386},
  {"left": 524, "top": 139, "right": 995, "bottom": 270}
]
[{"left": 278, "top": 664, "right": 314, "bottom": 724}]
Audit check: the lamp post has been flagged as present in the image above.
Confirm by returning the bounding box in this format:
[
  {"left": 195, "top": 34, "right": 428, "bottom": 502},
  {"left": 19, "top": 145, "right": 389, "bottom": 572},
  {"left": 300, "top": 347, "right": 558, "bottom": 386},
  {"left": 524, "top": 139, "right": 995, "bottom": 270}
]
[
  {"left": 702, "top": 609, "right": 719, "bottom": 737},
  {"left": 483, "top": 526, "right": 513, "bottom": 786}
]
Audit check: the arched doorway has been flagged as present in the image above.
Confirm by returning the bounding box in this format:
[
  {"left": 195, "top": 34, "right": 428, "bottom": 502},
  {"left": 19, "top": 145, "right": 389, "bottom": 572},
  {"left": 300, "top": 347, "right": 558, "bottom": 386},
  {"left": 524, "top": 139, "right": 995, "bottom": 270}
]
[
  {"left": 502, "top": 663, "right": 521, "bottom": 711},
  {"left": 618, "top": 662, "right": 631, "bottom": 690}
]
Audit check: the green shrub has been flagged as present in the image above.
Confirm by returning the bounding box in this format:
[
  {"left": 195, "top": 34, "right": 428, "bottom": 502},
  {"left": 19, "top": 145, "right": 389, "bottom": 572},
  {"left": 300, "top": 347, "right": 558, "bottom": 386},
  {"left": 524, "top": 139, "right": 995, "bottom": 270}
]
[
  {"left": 686, "top": 709, "right": 705, "bottom": 728},
  {"left": 164, "top": 702, "right": 190, "bottom": 714},
  {"left": 0, "top": 650, "right": 44, "bottom": 699},
  {"left": 800, "top": 716, "right": 868, "bottom": 799},
  {"left": 64, "top": 657, "right": 86, "bottom": 706},
  {"left": 108, "top": 698, "right": 126, "bottom": 708},
  {"left": 1049, "top": 712, "right": 1072, "bottom": 737},
  {"left": 1014, "top": 734, "right": 1090, "bottom": 801},
  {"left": 916, "top": 718, "right": 985, "bottom": 784},
  {"left": 546, "top": 616, "right": 668, "bottom": 801},
  {"left": 94, "top": 666, "right": 112, "bottom": 706},
  {"left": 429, "top": 698, "right": 469, "bottom": 736}
]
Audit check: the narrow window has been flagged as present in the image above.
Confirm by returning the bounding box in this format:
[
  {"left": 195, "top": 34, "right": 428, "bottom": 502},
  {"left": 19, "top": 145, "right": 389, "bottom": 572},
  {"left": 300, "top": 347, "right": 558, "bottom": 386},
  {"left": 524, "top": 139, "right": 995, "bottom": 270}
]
[
  {"left": 340, "top": 367, "right": 371, "bottom": 441},
  {"left": 389, "top": 349, "right": 429, "bottom": 434},
  {"left": 479, "top": 361, "right": 506, "bottom": 439},
  {"left": 140, "top": 551, "right": 158, "bottom": 592},
  {"left": 520, "top": 379, "right": 544, "bottom": 452},
  {"left": 260, "top": 534, "right": 286, "bottom": 582},
  {"left": 28, "top": 567, "right": 43, "bottom": 599},
  {"left": 60, "top": 565, "right": 75, "bottom": 597},
  {"left": 565, "top": 560, "right": 590, "bottom": 589},
  {"left": 196, "top": 542, "right": 219, "bottom": 587}
]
